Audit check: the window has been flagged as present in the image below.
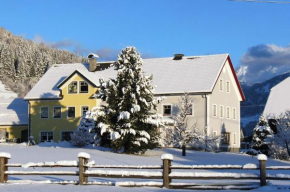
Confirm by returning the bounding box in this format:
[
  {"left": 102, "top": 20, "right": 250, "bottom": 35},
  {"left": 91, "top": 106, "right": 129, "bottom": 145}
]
[
  {"left": 226, "top": 107, "right": 230, "bottom": 119},
  {"left": 213, "top": 131, "right": 217, "bottom": 136},
  {"left": 61, "top": 131, "right": 73, "bottom": 141},
  {"left": 163, "top": 105, "right": 172, "bottom": 116},
  {"left": 222, "top": 132, "right": 230, "bottom": 144},
  {"left": 226, "top": 81, "right": 230, "bottom": 93},
  {"left": 53, "top": 107, "right": 61, "bottom": 118},
  {"left": 68, "top": 81, "right": 77, "bottom": 93},
  {"left": 220, "top": 105, "right": 224, "bottom": 118},
  {"left": 41, "top": 107, "right": 48, "bottom": 118},
  {"left": 233, "top": 108, "right": 236, "bottom": 120},
  {"left": 213, "top": 104, "right": 217, "bottom": 117},
  {"left": 81, "top": 106, "right": 89, "bottom": 116},
  {"left": 186, "top": 103, "right": 193, "bottom": 116},
  {"left": 219, "top": 79, "right": 223, "bottom": 91},
  {"left": 41, "top": 132, "right": 53, "bottom": 142},
  {"left": 79, "top": 81, "right": 88, "bottom": 93},
  {"left": 68, "top": 107, "right": 75, "bottom": 118}
]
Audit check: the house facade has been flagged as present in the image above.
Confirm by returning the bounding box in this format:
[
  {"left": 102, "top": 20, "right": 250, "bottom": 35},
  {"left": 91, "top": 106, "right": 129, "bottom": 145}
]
[{"left": 24, "top": 53, "right": 245, "bottom": 151}]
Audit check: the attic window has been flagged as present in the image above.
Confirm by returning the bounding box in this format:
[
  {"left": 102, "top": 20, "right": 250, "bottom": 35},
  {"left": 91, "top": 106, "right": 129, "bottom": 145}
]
[
  {"left": 80, "top": 81, "right": 88, "bottom": 93},
  {"left": 68, "top": 81, "right": 77, "bottom": 94}
]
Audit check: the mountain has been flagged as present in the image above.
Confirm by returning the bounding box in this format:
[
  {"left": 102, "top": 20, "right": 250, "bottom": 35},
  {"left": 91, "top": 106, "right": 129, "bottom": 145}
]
[
  {"left": 0, "top": 27, "right": 86, "bottom": 97},
  {"left": 240, "top": 71, "right": 290, "bottom": 136}
]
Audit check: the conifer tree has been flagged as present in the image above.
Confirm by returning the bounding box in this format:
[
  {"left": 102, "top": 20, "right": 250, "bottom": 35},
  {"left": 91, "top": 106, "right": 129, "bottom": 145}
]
[
  {"left": 94, "top": 47, "right": 162, "bottom": 154},
  {"left": 252, "top": 115, "right": 273, "bottom": 155}
]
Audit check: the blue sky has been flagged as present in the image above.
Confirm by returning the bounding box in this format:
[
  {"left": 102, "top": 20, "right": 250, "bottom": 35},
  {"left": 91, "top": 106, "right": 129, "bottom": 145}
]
[{"left": 1, "top": 0, "right": 290, "bottom": 69}]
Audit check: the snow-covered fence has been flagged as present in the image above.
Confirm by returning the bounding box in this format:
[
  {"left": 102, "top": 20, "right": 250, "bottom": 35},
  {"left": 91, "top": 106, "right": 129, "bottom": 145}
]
[{"left": 1, "top": 152, "right": 290, "bottom": 190}]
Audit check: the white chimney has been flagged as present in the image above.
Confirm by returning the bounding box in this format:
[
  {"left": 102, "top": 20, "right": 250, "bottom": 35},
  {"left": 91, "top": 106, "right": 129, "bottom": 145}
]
[{"left": 87, "top": 53, "right": 99, "bottom": 72}]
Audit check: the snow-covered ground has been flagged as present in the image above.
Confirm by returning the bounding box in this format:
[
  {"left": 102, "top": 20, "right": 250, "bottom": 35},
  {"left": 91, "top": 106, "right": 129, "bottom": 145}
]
[{"left": 1, "top": 142, "right": 290, "bottom": 191}]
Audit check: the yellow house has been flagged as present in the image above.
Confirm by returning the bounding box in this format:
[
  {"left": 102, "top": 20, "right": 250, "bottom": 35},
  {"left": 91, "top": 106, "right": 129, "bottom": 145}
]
[
  {"left": 0, "top": 98, "right": 28, "bottom": 142},
  {"left": 24, "top": 53, "right": 245, "bottom": 152}
]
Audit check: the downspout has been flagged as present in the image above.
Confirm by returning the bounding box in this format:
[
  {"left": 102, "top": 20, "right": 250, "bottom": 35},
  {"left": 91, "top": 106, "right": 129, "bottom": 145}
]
[
  {"left": 203, "top": 94, "right": 208, "bottom": 151},
  {"left": 28, "top": 101, "right": 31, "bottom": 138}
]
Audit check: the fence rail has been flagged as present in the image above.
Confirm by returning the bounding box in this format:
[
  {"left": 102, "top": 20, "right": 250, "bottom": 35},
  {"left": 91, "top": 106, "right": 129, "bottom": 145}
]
[{"left": 1, "top": 152, "right": 290, "bottom": 190}]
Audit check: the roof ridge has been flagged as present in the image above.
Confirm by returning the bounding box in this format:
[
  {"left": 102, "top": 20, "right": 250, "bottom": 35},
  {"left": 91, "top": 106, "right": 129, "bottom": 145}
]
[{"left": 143, "top": 53, "right": 229, "bottom": 60}]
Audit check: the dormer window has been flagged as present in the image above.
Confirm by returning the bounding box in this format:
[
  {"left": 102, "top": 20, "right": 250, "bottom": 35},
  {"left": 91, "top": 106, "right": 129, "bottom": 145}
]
[
  {"left": 80, "top": 81, "right": 88, "bottom": 93},
  {"left": 68, "top": 81, "right": 77, "bottom": 94}
]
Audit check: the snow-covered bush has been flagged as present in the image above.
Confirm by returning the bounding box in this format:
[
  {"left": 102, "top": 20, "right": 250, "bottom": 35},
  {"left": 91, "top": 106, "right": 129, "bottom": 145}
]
[
  {"left": 251, "top": 115, "right": 273, "bottom": 155},
  {"left": 160, "top": 93, "right": 221, "bottom": 154},
  {"left": 28, "top": 136, "right": 36, "bottom": 146},
  {"left": 70, "top": 129, "right": 92, "bottom": 147},
  {"left": 269, "top": 110, "right": 290, "bottom": 160},
  {"left": 80, "top": 47, "right": 164, "bottom": 154}
]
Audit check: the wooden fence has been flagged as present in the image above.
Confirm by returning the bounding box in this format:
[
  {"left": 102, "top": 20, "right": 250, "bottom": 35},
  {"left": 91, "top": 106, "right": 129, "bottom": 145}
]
[{"left": 1, "top": 152, "right": 290, "bottom": 190}]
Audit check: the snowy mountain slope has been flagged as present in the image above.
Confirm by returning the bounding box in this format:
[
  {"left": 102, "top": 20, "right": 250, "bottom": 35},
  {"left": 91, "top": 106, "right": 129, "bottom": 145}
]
[{"left": 240, "top": 71, "right": 290, "bottom": 136}]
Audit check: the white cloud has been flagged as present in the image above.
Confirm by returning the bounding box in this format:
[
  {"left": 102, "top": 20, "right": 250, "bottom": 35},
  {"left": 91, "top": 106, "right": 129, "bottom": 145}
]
[{"left": 237, "top": 44, "right": 290, "bottom": 83}]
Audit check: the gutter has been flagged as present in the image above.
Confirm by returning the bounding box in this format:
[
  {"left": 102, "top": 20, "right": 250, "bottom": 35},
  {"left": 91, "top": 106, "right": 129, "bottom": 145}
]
[{"left": 28, "top": 101, "right": 31, "bottom": 138}]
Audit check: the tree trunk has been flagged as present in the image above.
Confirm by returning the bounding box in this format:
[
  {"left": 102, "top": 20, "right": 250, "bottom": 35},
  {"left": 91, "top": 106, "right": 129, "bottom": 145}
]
[{"left": 182, "top": 144, "right": 186, "bottom": 156}]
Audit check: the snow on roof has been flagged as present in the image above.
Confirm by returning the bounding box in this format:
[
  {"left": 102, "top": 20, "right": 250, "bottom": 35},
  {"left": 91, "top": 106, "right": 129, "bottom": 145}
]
[
  {"left": 0, "top": 80, "right": 18, "bottom": 99},
  {"left": 263, "top": 77, "right": 290, "bottom": 118},
  {"left": 24, "top": 54, "right": 229, "bottom": 99},
  {"left": 0, "top": 98, "right": 28, "bottom": 125}
]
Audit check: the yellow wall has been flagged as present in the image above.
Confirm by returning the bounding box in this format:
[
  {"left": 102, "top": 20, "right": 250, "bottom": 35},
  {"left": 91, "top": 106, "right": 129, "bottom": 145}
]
[
  {"left": 30, "top": 73, "right": 98, "bottom": 143},
  {"left": 0, "top": 125, "right": 28, "bottom": 141}
]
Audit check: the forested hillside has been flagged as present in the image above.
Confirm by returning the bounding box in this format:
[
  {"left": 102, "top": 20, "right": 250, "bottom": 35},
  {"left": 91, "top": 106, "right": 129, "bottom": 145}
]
[{"left": 0, "top": 28, "right": 85, "bottom": 97}]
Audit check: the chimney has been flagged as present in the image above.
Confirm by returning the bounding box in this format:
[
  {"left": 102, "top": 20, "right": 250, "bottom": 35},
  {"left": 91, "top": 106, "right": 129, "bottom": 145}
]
[
  {"left": 87, "top": 53, "right": 99, "bottom": 72},
  {"left": 173, "top": 54, "right": 184, "bottom": 60}
]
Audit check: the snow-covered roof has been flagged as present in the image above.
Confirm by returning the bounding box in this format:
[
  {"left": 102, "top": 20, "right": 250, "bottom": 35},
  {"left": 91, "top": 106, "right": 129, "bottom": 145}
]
[
  {"left": 263, "top": 77, "right": 290, "bottom": 118},
  {"left": 0, "top": 98, "right": 28, "bottom": 125},
  {"left": 24, "top": 54, "right": 236, "bottom": 99},
  {"left": 0, "top": 80, "right": 18, "bottom": 99}
]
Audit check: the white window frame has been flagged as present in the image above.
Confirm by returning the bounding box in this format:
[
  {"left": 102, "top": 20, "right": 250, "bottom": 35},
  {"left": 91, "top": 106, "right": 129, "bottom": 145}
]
[
  {"left": 40, "top": 131, "right": 54, "bottom": 142},
  {"left": 53, "top": 106, "right": 62, "bottom": 119},
  {"left": 213, "top": 104, "right": 217, "bottom": 117},
  {"left": 40, "top": 107, "right": 49, "bottom": 119},
  {"left": 226, "top": 106, "right": 230, "bottom": 119},
  {"left": 81, "top": 106, "right": 89, "bottom": 117},
  {"left": 186, "top": 103, "right": 194, "bottom": 116},
  {"left": 220, "top": 105, "right": 224, "bottom": 118},
  {"left": 233, "top": 108, "right": 236, "bottom": 120},
  {"left": 79, "top": 81, "right": 89, "bottom": 94},
  {"left": 67, "top": 106, "right": 76, "bottom": 119},
  {"left": 162, "top": 104, "right": 172, "bottom": 116},
  {"left": 219, "top": 79, "right": 223, "bottom": 91},
  {"left": 226, "top": 81, "right": 230, "bottom": 93},
  {"left": 68, "top": 81, "right": 78, "bottom": 94}
]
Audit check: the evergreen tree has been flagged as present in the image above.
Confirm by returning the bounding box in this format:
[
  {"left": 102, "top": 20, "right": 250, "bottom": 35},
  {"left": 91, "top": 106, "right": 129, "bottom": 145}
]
[
  {"left": 252, "top": 115, "right": 273, "bottom": 155},
  {"left": 93, "top": 47, "right": 162, "bottom": 154}
]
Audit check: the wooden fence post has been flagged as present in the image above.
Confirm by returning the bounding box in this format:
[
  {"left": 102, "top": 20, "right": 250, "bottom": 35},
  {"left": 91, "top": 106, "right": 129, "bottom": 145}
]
[
  {"left": 0, "top": 152, "right": 11, "bottom": 183},
  {"left": 161, "top": 154, "right": 173, "bottom": 189},
  {"left": 258, "top": 154, "right": 267, "bottom": 186},
  {"left": 78, "top": 152, "right": 90, "bottom": 185}
]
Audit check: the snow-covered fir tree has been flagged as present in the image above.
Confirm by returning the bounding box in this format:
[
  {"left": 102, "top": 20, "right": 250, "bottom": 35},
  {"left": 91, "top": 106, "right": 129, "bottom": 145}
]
[
  {"left": 269, "top": 110, "right": 290, "bottom": 160},
  {"left": 84, "top": 47, "right": 163, "bottom": 154},
  {"left": 251, "top": 115, "right": 273, "bottom": 155}
]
